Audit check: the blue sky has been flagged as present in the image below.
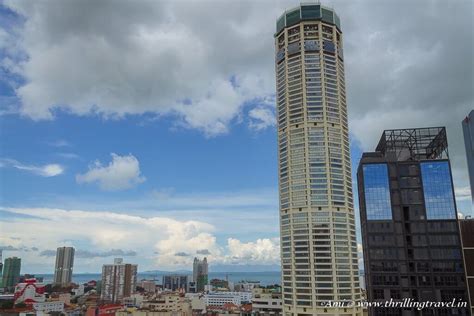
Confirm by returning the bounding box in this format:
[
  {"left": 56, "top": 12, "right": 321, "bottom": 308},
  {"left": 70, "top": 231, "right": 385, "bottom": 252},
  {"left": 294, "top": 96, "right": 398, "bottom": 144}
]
[{"left": 0, "top": 0, "right": 472, "bottom": 274}]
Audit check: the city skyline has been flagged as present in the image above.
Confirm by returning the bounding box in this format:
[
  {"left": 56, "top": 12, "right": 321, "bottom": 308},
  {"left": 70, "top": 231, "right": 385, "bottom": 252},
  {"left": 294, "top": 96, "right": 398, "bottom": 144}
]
[{"left": 0, "top": 0, "right": 473, "bottom": 275}]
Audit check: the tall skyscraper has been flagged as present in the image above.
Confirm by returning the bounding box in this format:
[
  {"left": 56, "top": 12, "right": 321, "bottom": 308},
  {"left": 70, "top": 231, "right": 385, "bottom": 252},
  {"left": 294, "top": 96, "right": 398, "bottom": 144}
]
[
  {"left": 2, "top": 257, "right": 21, "bottom": 291},
  {"left": 463, "top": 110, "right": 474, "bottom": 208},
  {"left": 53, "top": 246, "right": 75, "bottom": 287},
  {"left": 0, "top": 250, "right": 3, "bottom": 286},
  {"left": 358, "top": 127, "right": 470, "bottom": 316},
  {"left": 275, "top": 4, "right": 361, "bottom": 315},
  {"left": 193, "top": 257, "right": 208, "bottom": 292},
  {"left": 100, "top": 258, "right": 137, "bottom": 303},
  {"left": 459, "top": 218, "right": 474, "bottom": 315}
]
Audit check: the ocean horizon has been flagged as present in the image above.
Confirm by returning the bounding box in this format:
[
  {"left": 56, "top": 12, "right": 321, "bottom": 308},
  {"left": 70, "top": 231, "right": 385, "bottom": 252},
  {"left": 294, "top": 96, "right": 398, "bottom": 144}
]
[{"left": 35, "top": 271, "right": 282, "bottom": 286}]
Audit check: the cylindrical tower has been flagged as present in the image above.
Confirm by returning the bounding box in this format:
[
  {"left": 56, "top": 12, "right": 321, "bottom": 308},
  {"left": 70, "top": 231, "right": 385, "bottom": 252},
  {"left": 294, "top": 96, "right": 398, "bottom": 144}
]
[{"left": 275, "top": 4, "right": 362, "bottom": 315}]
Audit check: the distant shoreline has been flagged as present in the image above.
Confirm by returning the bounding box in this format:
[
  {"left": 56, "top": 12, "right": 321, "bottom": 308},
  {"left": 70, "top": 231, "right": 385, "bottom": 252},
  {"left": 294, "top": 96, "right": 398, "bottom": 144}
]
[{"left": 33, "top": 271, "right": 283, "bottom": 286}]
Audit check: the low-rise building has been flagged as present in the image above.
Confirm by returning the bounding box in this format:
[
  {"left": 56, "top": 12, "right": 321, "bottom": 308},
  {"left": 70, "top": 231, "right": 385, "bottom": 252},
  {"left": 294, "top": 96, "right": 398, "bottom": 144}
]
[
  {"left": 251, "top": 288, "right": 282, "bottom": 316},
  {"left": 209, "top": 279, "right": 228, "bottom": 290},
  {"left": 187, "top": 281, "right": 196, "bottom": 293},
  {"left": 203, "top": 291, "right": 252, "bottom": 307},
  {"left": 33, "top": 301, "right": 65, "bottom": 314},
  {"left": 141, "top": 293, "right": 191, "bottom": 313},
  {"left": 233, "top": 281, "right": 260, "bottom": 292},
  {"left": 140, "top": 280, "right": 156, "bottom": 293},
  {"left": 85, "top": 303, "right": 123, "bottom": 316},
  {"left": 72, "top": 283, "right": 85, "bottom": 296},
  {"left": 123, "top": 293, "right": 145, "bottom": 308},
  {"left": 189, "top": 295, "right": 205, "bottom": 314},
  {"left": 55, "top": 292, "right": 71, "bottom": 305},
  {"left": 14, "top": 279, "right": 45, "bottom": 305}
]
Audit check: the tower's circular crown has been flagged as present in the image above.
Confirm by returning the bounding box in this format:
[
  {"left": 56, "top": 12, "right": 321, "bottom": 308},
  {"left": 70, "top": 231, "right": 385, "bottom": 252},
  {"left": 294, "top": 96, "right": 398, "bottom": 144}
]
[{"left": 276, "top": 3, "right": 341, "bottom": 36}]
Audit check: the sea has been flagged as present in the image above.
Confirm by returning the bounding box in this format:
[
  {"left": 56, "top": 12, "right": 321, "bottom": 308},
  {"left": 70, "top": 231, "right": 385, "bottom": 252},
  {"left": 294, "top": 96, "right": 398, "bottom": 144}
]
[{"left": 34, "top": 271, "right": 282, "bottom": 286}]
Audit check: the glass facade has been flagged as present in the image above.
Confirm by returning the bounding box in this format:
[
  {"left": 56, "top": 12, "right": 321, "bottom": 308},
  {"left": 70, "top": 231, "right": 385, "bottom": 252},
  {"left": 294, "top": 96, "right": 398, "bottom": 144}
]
[
  {"left": 363, "top": 164, "right": 392, "bottom": 220},
  {"left": 358, "top": 128, "right": 470, "bottom": 315},
  {"left": 421, "top": 161, "right": 456, "bottom": 220},
  {"left": 276, "top": 4, "right": 341, "bottom": 34}
]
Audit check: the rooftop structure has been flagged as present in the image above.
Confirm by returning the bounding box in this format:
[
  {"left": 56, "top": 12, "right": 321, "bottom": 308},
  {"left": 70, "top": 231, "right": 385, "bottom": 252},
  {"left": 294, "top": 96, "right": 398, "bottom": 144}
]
[
  {"left": 375, "top": 127, "right": 448, "bottom": 161},
  {"left": 276, "top": 3, "right": 341, "bottom": 35}
]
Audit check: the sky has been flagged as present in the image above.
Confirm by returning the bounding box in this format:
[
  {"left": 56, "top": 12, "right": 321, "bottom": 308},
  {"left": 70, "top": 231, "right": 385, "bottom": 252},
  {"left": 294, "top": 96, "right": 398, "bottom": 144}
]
[{"left": 0, "top": 0, "right": 472, "bottom": 274}]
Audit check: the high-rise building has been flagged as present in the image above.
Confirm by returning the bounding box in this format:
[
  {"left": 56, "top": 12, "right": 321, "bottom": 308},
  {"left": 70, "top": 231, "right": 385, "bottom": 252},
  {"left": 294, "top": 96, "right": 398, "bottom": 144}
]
[
  {"left": 275, "top": 4, "right": 361, "bottom": 315},
  {"left": 357, "top": 127, "right": 470, "bottom": 316},
  {"left": 193, "top": 257, "right": 208, "bottom": 292},
  {"left": 0, "top": 250, "right": 3, "bottom": 286},
  {"left": 100, "top": 258, "right": 137, "bottom": 303},
  {"left": 162, "top": 274, "right": 188, "bottom": 292},
  {"left": 53, "top": 246, "right": 75, "bottom": 287},
  {"left": 463, "top": 110, "right": 474, "bottom": 208},
  {"left": 459, "top": 218, "right": 474, "bottom": 315},
  {"left": 2, "top": 257, "right": 21, "bottom": 291}
]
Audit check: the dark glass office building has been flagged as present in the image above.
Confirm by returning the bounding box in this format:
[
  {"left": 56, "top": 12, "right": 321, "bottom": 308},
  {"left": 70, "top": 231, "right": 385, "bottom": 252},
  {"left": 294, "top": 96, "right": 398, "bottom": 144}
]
[
  {"left": 357, "top": 127, "right": 470, "bottom": 316},
  {"left": 459, "top": 219, "right": 474, "bottom": 315},
  {"left": 462, "top": 110, "right": 474, "bottom": 209}
]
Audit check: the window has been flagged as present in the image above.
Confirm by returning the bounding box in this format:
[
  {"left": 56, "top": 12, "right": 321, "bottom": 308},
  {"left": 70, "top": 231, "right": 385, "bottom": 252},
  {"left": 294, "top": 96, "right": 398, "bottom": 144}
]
[
  {"left": 420, "top": 161, "right": 456, "bottom": 220},
  {"left": 363, "top": 164, "right": 392, "bottom": 220}
]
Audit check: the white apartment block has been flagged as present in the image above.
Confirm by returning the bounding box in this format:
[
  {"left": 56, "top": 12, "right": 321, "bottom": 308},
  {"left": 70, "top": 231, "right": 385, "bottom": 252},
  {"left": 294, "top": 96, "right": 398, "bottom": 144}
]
[{"left": 203, "top": 291, "right": 252, "bottom": 307}]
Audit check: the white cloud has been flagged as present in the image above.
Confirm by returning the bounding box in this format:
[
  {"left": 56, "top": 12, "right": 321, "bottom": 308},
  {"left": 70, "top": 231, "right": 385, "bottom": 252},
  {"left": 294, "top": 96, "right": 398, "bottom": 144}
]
[
  {"left": 76, "top": 153, "right": 145, "bottom": 191},
  {"left": 0, "top": 207, "right": 281, "bottom": 272},
  {"left": 248, "top": 106, "right": 275, "bottom": 131},
  {"left": 4, "top": 1, "right": 278, "bottom": 136},
  {"left": 0, "top": 158, "right": 64, "bottom": 177},
  {"left": 21, "top": 188, "right": 280, "bottom": 242},
  {"left": 455, "top": 186, "right": 472, "bottom": 202},
  {"left": 56, "top": 152, "right": 80, "bottom": 160},
  {"left": 45, "top": 139, "right": 70, "bottom": 147},
  {"left": 226, "top": 238, "right": 280, "bottom": 265}
]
